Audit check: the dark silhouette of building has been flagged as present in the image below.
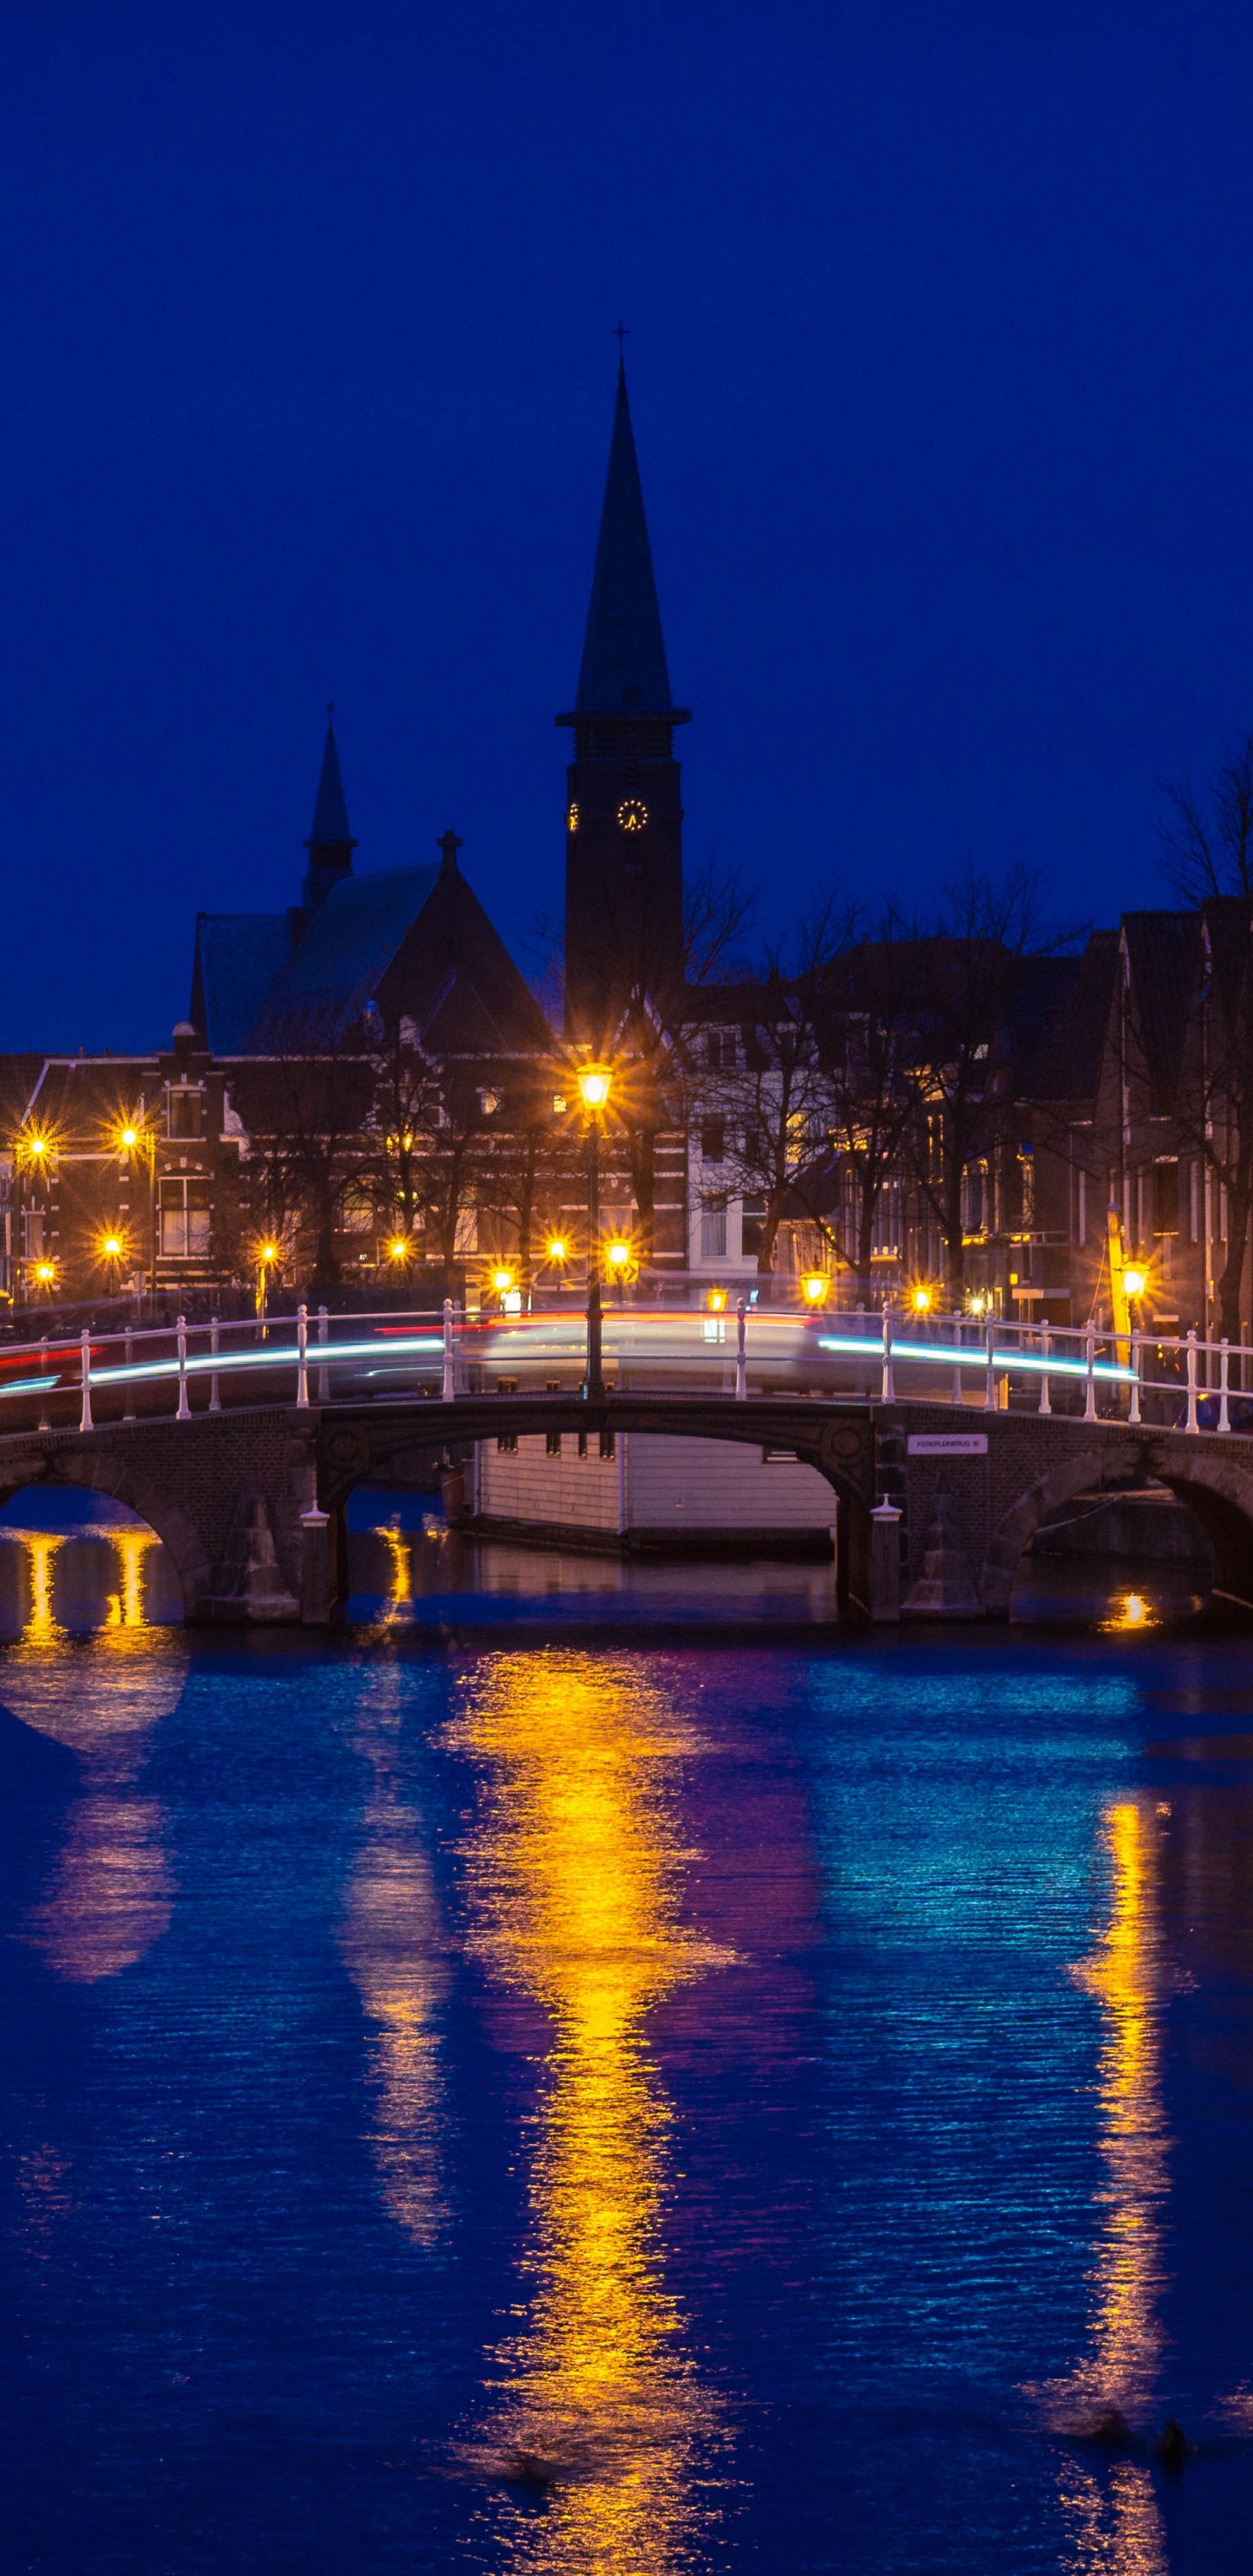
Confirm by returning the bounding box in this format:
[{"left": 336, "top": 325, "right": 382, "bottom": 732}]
[{"left": 559, "top": 359, "right": 689, "bottom": 1045}]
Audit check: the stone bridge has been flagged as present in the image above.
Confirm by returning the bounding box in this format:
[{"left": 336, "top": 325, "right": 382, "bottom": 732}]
[{"left": 1, "top": 1391, "right": 1251, "bottom": 1624}]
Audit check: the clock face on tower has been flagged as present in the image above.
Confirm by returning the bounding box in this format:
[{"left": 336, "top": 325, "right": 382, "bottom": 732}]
[{"left": 616, "top": 798, "right": 649, "bottom": 833}]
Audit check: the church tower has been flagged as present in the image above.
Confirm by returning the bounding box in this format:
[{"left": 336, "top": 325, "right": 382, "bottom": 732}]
[{"left": 559, "top": 359, "right": 689, "bottom": 1043}]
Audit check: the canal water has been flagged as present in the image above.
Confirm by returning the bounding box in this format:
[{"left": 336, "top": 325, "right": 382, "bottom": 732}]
[{"left": 1, "top": 1498, "right": 1252, "bottom": 2571}]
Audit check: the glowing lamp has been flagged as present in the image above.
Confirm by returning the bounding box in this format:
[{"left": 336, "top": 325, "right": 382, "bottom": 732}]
[
  {"left": 1123, "top": 1266, "right": 1147, "bottom": 1299},
  {"left": 121, "top": 1126, "right": 138, "bottom": 1150},
  {"left": 546, "top": 1236, "right": 568, "bottom": 1264},
  {"left": 260, "top": 1243, "right": 278, "bottom": 1265},
  {"left": 707, "top": 1287, "right": 727, "bottom": 1311},
  {"left": 491, "top": 1266, "right": 515, "bottom": 1294},
  {"left": 606, "top": 1239, "right": 631, "bottom": 1270},
  {"left": 576, "top": 1063, "right": 613, "bottom": 1111},
  {"left": 911, "top": 1285, "right": 933, "bottom": 1313},
  {"left": 102, "top": 1235, "right": 123, "bottom": 1260},
  {"left": 34, "top": 1262, "right": 56, "bottom": 1285},
  {"left": 388, "top": 1238, "right": 409, "bottom": 1263},
  {"left": 28, "top": 1137, "right": 46, "bottom": 1159},
  {"left": 801, "top": 1273, "right": 829, "bottom": 1305}
]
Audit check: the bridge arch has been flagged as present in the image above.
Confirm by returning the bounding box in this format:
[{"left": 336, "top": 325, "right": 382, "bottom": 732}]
[
  {"left": 0, "top": 1454, "right": 211, "bottom": 1617},
  {"left": 316, "top": 1397, "right": 876, "bottom": 1612},
  {"left": 982, "top": 1440, "right": 1253, "bottom": 1615}
]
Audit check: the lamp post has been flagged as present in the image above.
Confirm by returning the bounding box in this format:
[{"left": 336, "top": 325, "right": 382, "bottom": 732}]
[{"left": 576, "top": 1063, "right": 613, "bottom": 1399}]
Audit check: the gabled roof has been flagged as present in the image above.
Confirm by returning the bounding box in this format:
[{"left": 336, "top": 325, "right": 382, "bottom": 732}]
[
  {"left": 250, "top": 868, "right": 440, "bottom": 1050},
  {"left": 1029, "top": 930, "right": 1119, "bottom": 1104},
  {"left": 1201, "top": 894, "right": 1253, "bottom": 1030},
  {"left": 574, "top": 364, "right": 676, "bottom": 714},
  {"left": 191, "top": 914, "right": 293, "bottom": 1054},
  {"left": 1122, "top": 909, "right": 1201, "bottom": 1099}
]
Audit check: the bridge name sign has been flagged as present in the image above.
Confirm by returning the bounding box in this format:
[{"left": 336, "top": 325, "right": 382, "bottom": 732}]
[{"left": 907, "top": 1433, "right": 988, "bottom": 1456}]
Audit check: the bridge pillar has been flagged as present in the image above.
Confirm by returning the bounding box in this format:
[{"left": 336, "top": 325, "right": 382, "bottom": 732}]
[{"left": 870, "top": 1502, "right": 902, "bottom": 1622}]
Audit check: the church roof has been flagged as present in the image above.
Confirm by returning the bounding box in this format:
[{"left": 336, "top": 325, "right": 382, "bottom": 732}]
[
  {"left": 307, "top": 716, "right": 356, "bottom": 849},
  {"left": 574, "top": 364, "right": 676, "bottom": 714},
  {"left": 191, "top": 914, "right": 293, "bottom": 1055},
  {"left": 250, "top": 868, "right": 440, "bottom": 1050}
]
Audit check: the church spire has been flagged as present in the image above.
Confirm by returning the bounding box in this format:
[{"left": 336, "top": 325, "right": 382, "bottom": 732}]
[
  {"left": 302, "top": 707, "right": 357, "bottom": 917},
  {"left": 573, "top": 360, "right": 677, "bottom": 715}
]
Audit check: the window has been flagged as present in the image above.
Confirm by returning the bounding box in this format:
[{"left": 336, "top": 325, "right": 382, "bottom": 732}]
[
  {"left": 496, "top": 1429, "right": 518, "bottom": 1453},
  {"left": 546, "top": 1430, "right": 561, "bottom": 1458},
  {"left": 478, "top": 1089, "right": 500, "bottom": 1117},
  {"left": 159, "top": 1177, "right": 210, "bottom": 1258},
  {"left": 700, "top": 1118, "right": 726, "bottom": 1163},
  {"left": 552, "top": 1093, "right": 567, "bottom": 1114},
  {"left": 1153, "top": 1160, "right": 1179, "bottom": 1235},
  {"left": 167, "top": 1089, "right": 204, "bottom": 1139},
  {"left": 1190, "top": 1160, "right": 1200, "bottom": 1244},
  {"left": 599, "top": 1428, "right": 615, "bottom": 1460},
  {"left": 741, "top": 1191, "right": 767, "bottom": 1257},
  {"left": 700, "top": 1199, "right": 727, "bottom": 1258},
  {"left": 871, "top": 1182, "right": 901, "bottom": 1258}
]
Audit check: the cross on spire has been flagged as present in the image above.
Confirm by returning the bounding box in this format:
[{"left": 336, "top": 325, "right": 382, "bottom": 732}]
[{"left": 438, "top": 828, "right": 463, "bottom": 875}]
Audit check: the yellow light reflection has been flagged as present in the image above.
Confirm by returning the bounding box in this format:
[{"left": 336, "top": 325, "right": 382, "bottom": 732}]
[
  {"left": 1101, "top": 1590, "right": 1157, "bottom": 1634},
  {"left": 372, "top": 1519, "right": 412, "bottom": 1624},
  {"left": 339, "top": 1666, "right": 448, "bottom": 2246},
  {"left": 1048, "top": 1799, "right": 1170, "bottom": 2574},
  {"left": 2, "top": 1523, "right": 184, "bottom": 1983},
  {"left": 450, "top": 1652, "right": 725, "bottom": 2572}
]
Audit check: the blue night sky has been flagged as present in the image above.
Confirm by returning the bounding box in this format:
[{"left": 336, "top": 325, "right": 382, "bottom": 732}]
[{"left": 4, "top": 1, "right": 1253, "bottom": 1050}]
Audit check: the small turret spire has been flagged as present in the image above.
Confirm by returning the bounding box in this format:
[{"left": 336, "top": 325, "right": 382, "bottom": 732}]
[{"left": 301, "top": 707, "right": 357, "bottom": 919}]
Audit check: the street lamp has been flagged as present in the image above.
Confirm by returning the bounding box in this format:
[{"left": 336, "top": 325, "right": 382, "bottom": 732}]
[
  {"left": 257, "top": 1240, "right": 279, "bottom": 1324},
  {"left": 576, "top": 1061, "right": 614, "bottom": 1399},
  {"left": 801, "top": 1271, "right": 830, "bottom": 1306},
  {"left": 911, "top": 1284, "right": 933, "bottom": 1314},
  {"left": 1123, "top": 1265, "right": 1147, "bottom": 1302}
]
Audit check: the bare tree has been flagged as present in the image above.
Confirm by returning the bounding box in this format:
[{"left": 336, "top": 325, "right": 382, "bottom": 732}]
[
  {"left": 1160, "top": 734, "right": 1253, "bottom": 902},
  {"left": 233, "top": 1042, "right": 375, "bottom": 1290},
  {"left": 821, "top": 909, "right": 921, "bottom": 1298},
  {"left": 600, "top": 860, "right": 758, "bottom": 1268},
  {"left": 899, "top": 867, "right": 1062, "bottom": 1301},
  {"left": 712, "top": 898, "right": 858, "bottom": 1277},
  {"left": 1161, "top": 735, "right": 1253, "bottom": 1345}
]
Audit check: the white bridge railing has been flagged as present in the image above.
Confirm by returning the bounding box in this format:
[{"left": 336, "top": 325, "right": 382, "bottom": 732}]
[{"left": 0, "top": 1293, "right": 1244, "bottom": 1436}]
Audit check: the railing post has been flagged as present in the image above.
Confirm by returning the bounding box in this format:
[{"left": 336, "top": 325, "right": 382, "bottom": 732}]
[
  {"left": 1129, "top": 1327, "right": 1141, "bottom": 1427},
  {"left": 1220, "top": 1336, "right": 1230, "bottom": 1434},
  {"left": 984, "top": 1317, "right": 996, "bottom": 1412},
  {"left": 124, "top": 1325, "right": 136, "bottom": 1423},
  {"left": 735, "top": 1295, "right": 747, "bottom": 1400},
  {"left": 209, "top": 1316, "right": 221, "bottom": 1413},
  {"left": 881, "top": 1304, "right": 895, "bottom": 1402},
  {"left": 1186, "top": 1326, "right": 1199, "bottom": 1433},
  {"left": 1083, "top": 1320, "right": 1097, "bottom": 1422},
  {"left": 441, "top": 1298, "right": 455, "bottom": 1402},
  {"left": 78, "top": 1327, "right": 92, "bottom": 1433},
  {"left": 585, "top": 1276, "right": 605, "bottom": 1402},
  {"left": 177, "top": 1314, "right": 191, "bottom": 1419},
  {"left": 296, "top": 1302, "right": 310, "bottom": 1409},
  {"left": 1038, "top": 1319, "right": 1051, "bottom": 1415},
  {"left": 318, "top": 1303, "right": 329, "bottom": 1404}
]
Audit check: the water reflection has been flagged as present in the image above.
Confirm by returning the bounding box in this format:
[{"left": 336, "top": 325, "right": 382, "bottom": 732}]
[
  {"left": 339, "top": 1662, "right": 448, "bottom": 2243},
  {"left": 0, "top": 1527, "right": 185, "bottom": 1982},
  {"left": 451, "top": 1652, "right": 724, "bottom": 2572},
  {"left": 1053, "top": 1798, "right": 1170, "bottom": 2573}
]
